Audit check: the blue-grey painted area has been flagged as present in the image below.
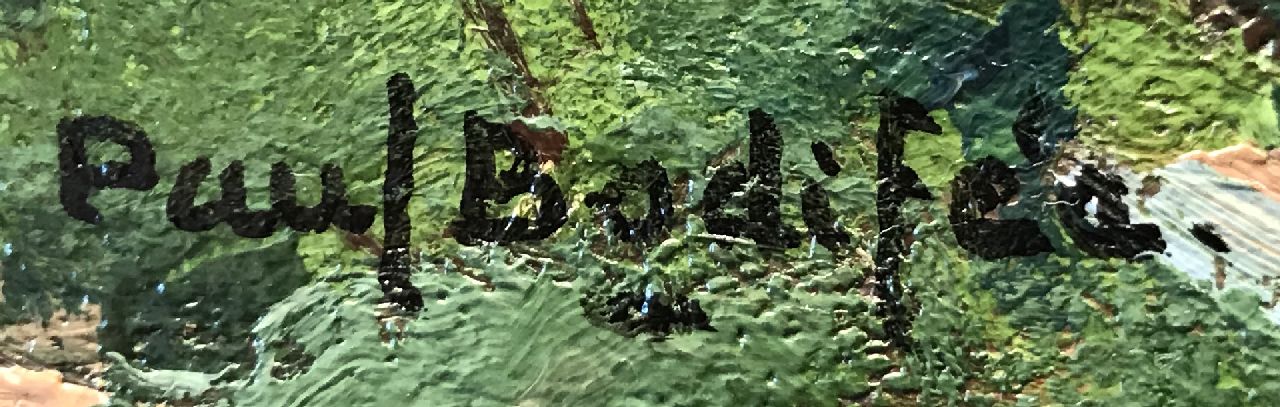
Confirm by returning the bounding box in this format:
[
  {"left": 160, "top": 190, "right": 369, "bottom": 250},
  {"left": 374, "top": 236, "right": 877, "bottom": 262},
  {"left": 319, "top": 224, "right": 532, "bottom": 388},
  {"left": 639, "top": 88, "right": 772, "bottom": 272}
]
[{"left": 1121, "top": 160, "right": 1280, "bottom": 323}]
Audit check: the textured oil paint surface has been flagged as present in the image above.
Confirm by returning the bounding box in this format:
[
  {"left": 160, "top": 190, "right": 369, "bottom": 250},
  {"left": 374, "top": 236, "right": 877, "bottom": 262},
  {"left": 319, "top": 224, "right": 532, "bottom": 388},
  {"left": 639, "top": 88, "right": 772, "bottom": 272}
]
[{"left": 3, "top": 0, "right": 1280, "bottom": 406}]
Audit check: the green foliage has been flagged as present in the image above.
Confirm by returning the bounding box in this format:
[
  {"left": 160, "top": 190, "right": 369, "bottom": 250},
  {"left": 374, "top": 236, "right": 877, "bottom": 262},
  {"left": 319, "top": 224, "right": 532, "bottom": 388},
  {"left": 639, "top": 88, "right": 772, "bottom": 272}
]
[
  {"left": 1062, "top": 1, "right": 1280, "bottom": 168},
  {"left": 218, "top": 242, "right": 886, "bottom": 406},
  {"left": 897, "top": 196, "right": 1280, "bottom": 406},
  {"left": 3, "top": 0, "right": 1280, "bottom": 406},
  {"left": 903, "top": 114, "right": 966, "bottom": 190},
  {"left": 102, "top": 237, "right": 311, "bottom": 372}
]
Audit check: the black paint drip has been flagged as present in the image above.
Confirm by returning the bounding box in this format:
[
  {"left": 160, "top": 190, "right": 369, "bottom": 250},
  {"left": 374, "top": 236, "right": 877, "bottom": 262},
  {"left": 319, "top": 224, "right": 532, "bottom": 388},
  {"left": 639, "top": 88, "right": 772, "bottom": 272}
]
[
  {"left": 448, "top": 112, "right": 569, "bottom": 245},
  {"left": 873, "top": 93, "right": 941, "bottom": 351},
  {"left": 1190, "top": 222, "right": 1231, "bottom": 253},
  {"left": 57, "top": 115, "right": 160, "bottom": 224},
  {"left": 702, "top": 109, "right": 802, "bottom": 250},
  {"left": 948, "top": 156, "right": 1053, "bottom": 259},
  {"left": 584, "top": 159, "right": 674, "bottom": 244},
  {"left": 583, "top": 289, "right": 715, "bottom": 340},
  {"left": 810, "top": 141, "right": 842, "bottom": 177},
  {"left": 1055, "top": 165, "right": 1167, "bottom": 259}
]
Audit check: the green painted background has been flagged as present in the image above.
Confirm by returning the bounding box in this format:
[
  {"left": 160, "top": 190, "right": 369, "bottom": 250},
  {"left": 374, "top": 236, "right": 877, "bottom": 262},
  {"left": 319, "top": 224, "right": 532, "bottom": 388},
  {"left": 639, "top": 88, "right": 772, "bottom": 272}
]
[{"left": 3, "top": 0, "right": 1280, "bottom": 405}]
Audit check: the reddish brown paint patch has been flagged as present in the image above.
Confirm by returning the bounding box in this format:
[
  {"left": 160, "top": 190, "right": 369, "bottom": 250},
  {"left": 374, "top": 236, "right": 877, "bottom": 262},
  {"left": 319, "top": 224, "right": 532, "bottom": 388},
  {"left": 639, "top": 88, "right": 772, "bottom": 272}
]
[
  {"left": 460, "top": 0, "right": 570, "bottom": 163},
  {"left": 1179, "top": 143, "right": 1280, "bottom": 202}
]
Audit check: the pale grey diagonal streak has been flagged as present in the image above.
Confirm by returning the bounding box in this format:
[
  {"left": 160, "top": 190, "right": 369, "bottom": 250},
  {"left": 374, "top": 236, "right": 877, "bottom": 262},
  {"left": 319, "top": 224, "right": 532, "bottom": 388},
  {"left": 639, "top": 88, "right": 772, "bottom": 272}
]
[
  {"left": 1132, "top": 162, "right": 1280, "bottom": 276},
  {"left": 1118, "top": 160, "right": 1280, "bottom": 323}
]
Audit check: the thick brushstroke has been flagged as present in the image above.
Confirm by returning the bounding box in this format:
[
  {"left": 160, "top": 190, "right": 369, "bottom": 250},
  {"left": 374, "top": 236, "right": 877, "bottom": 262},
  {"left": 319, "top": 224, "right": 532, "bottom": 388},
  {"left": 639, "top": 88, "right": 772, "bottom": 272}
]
[
  {"left": 873, "top": 93, "right": 942, "bottom": 350},
  {"left": 585, "top": 289, "right": 715, "bottom": 340},
  {"left": 57, "top": 115, "right": 159, "bottom": 224},
  {"left": 702, "top": 109, "right": 801, "bottom": 250},
  {"left": 166, "top": 159, "right": 373, "bottom": 238},
  {"left": 166, "top": 157, "right": 224, "bottom": 232},
  {"left": 1012, "top": 88, "right": 1051, "bottom": 164},
  {"left": 584, "top": 159, "right": 674, "bottom": 244},
  {"left": 810, "top": 141, "right": 841, "bottom": 177},
  {"left": 268, "top": 163, "right": 375, "bottom": 234},
  {"left": 1056, "top": 164, "right": 1167, "bottom": 259},
  {"left": 803, "top": 143, "right": 850, "bottom": 252},
  {"left": 948, "top": 156, "right": 1053, "bottom": 259},
  {"left": 1190, "top": 222, "right": 1231, "bottom": 253},
  {"left": 378, "top": 72, "right": 424, "bottom": 312},
  {"left": 448, "top": 112, "right": 569, "bottom": 245},
  {"left": 213, "top": 160, "right": 281, "bottom": 238}
]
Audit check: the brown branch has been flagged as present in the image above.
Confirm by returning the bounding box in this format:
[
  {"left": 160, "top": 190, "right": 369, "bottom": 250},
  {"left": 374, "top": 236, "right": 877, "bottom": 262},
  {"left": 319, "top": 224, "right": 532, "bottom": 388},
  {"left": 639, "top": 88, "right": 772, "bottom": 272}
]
[
  {"left": 341, "top": 231, "right": 493, "bottom": 291},
  {"left": 461, "top": 0, "right": 540, "bottom": 91},
  {"left": 448, "top": 256, "right": 496, "bottom": 291},
  {"left": 460, "top": 0, "right": 569, "bottom": 163},
  {"left": 341, "top": 230, "right": 439, "bottom": 267},
  {"left": 568, "top": 0, "right": 602, "bottom": 49},
  {"left": 1190, "top": 0, "right": 1280, "bottom": 59},
  {"left": 339, "top": 230, "right": 384, "bottom": 258}
]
